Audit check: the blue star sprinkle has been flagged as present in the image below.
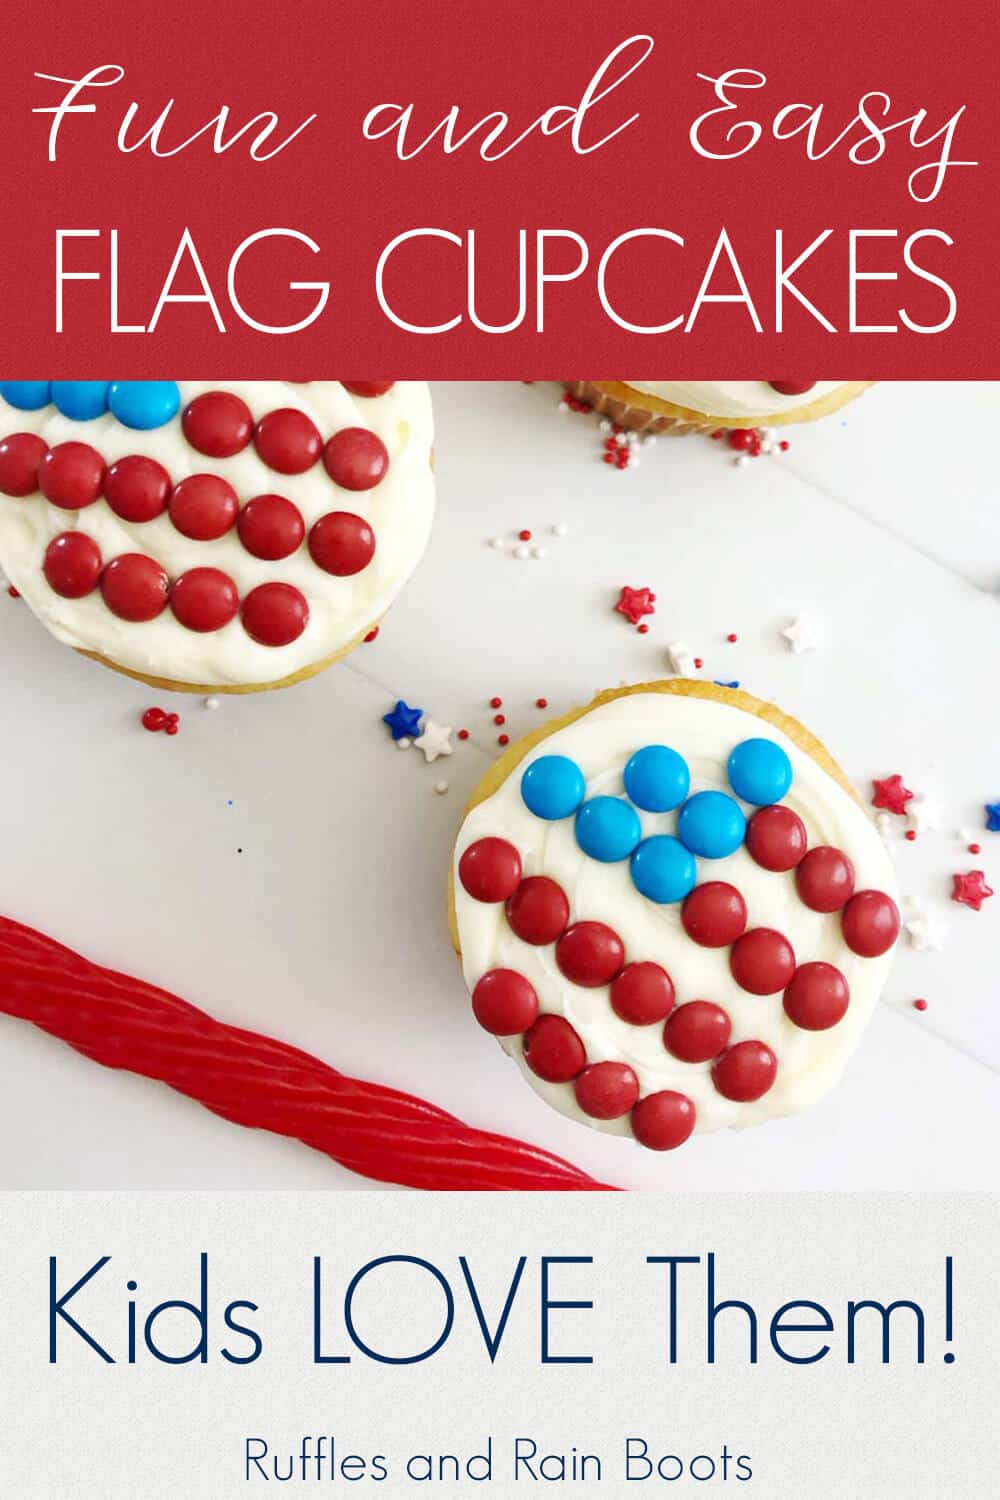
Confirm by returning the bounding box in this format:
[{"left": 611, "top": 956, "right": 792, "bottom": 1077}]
[
  {"left": 985, "top": 802, "right": 1000, "bottom": 833},
  {"left": 383, "top": 700, "right": 423, "bottom": 740}
]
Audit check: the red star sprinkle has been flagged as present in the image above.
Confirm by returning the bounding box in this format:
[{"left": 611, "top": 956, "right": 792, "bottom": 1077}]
[
  {"left": 616, "top": 586, "right": 656, "bottom": 626},
  {"left": 872, "top": 774, "right": 914, "bottom": 816},
  {"left": 951, "top": 870, "right": 994, "bottom": 911}
]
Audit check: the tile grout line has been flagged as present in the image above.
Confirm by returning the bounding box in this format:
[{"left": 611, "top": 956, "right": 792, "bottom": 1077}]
[{"left": 881, "top": 995, "right": 1000, "bottom": 1078}]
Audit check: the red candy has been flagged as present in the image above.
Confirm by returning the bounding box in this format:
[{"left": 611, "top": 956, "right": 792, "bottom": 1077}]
[
  {"left": 0, "top": 432, "right": 47, "bottom": 496},
  {"left": 471, "top": 969, "right": 538, "bottom": 1035},
  {"left": 182, "top": 391, "right": 253, "bottom": 458},
  {"left": 952, "top": 870, "right": 994, "bottom": 912},
  {"left": 343, "top": 381, "right": 396, "bottom": 397},
  {"left": 170, "top": 568, "right": 239, "bottom": 633},
  {"left": 237, "top": 494, "right": 306, "bottom": 561},
  {"left": 745, "top": 805, "right": 808, "bottom": 871},
  {"left": 505, "top": 875, "right": 569, "bottom": 944},
  {"left": 841, "top": 890, "right": 901, "bottom": 956},
  {"left": 768, "top": 381, "right": 816, "bottom": 395},
  {"left": 872, "top": 774, "right": 913, "bottom": 815},
  {"left": 712, "top": 1041, "right": 778, "bottom": 1102},
  {"left": 240, "top": 582, "right": 309, "bottom": 647},
  {"left": 555, "top": 921, "right": 625, "bottom": 988},
  {"left": 169, "top": 474, "right": 239, "bottom": 541},
  {"left": 631, "top": 1091, "right": 696, "bottom": 1151},
  {"left": 43, "top": 532, "right": 102, "bottom": 598},
  {"left": 100, "top": 554, "right": 170, "bottom": 621},
  {"left": 254, "top": 408, "right": 322, "bottom": 474},
  {"left": 459, "top": 837, "right": 523, "bottom": 903},
  {"left": 523, "top": 1014, "right": 586, "bottom": 1082},
  {"left": 795, "top": 846, "right": 855, "bottom": 913},
  {"left": 574, "top": 1061, "right": 639, "bottom": 1120},
  {"left": 783, "top": 962, "right": 850, "bottom": 1031},
  {"left": 663, "top": 1000, "right": 732, "bottom": 1063},
  {"left": 308, "top": 511, "right": 376, "bottom": 576},
  {"left": 323, "top": 427, "right": 389, "bottom": 491},
  {"left": 38, "top": 442, "right": 105, "bottom": 509},
  {"left": 104, "top": 455, "right": 171, "bottom": 523},
  {"left": 681, "top": 882, "right": 747, "bottom": 947},
  {"left": 610, "top": 961, "right": 675, "bottom": 1025},
  {"left": 730, "top": 928, "right": 796, "bottom": 995}
]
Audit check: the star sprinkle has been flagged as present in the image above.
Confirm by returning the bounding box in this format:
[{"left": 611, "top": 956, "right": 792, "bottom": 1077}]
[
  {"left": 616, "top": 585, "right": 656, "bottom": 625},
  {"left": 904, "top": 911, "right": 947, "bottom": 951},
  {"left": 414, "top": 720, "right": 454, "bottom": 763},
  {"left": 781, "top": 615, "right": 824, "bottom": 654},
  {"left": 907, "top": 794, "right": 941, "bottom": 834},
  {"left": 872, "top": 774, "right": 915, "bottom": 816},
  {"left": 985, "top": 803, "right": 1000, "bottom": 832},
  {"left": 951, "top": 870, "right": 994, "bottom": 911},
  {"left": 666, "top": 642, "right": 696, "bottom": 677},
  {"left": 383, "top": 700, "right": 423, "bottom": 741}
]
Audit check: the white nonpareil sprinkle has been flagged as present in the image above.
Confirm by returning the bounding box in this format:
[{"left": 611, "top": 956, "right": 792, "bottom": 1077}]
[
  {"left": 396, "top": 737, "right": 412, "bottom": 751},
  {"left": 531, "top": 546, "right": 547, "bottom": 560},
  {"left": 489, "top": 537, "right": 504, "bottom": 550},
  {"left": 203, "top": 696, "right": 220, "bottom": 710},
  {"left": 434, "top": 781, "right": 449, "bottom": 795},
  {"left": 514, "top": 544, "right": 530, "bottom": 560},
  {"left": 551, "top": 522, "right": 569, "bottom": 537}
]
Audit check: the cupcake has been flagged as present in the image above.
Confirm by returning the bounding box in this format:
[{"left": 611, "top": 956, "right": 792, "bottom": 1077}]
[
  {"left": 0, "top": 380, "right": 434, "bottom": 692},
  {"left": 566, "top": 381, "right": 872, "bottom": 434},
  {"left": 450, "top": 681, "right": 900, "bottom": 1153}
]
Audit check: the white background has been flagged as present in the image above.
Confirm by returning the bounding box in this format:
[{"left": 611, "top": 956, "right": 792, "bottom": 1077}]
[{"left": 0, "top": 381, "right": 998, "bottom": 1191}]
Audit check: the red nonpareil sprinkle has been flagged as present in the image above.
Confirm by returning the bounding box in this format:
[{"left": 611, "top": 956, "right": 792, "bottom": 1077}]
[
  {"left": 518, "top": 529, "right": 532, "bottom": 542},
  {"left": 498, "top": 733, "right": 510, "bottom": 746},
  {"left": 694, "top": 658, "right": 703, "bottom": 669},
  {"left": 494, "top": 713, "right": 506, "bottom": 725},
  {"left": 905, "top": 830, "right": 917, "bottom": 842},
  {"left": 0, "top": 915, "right": 613, "bottom": 1191},
  {"left": 637, "top": 623, "right": 649, "bottom": 634},
  {"left": 535, "top": 697, "right": 548, "bottom": 709},
  {"left": 142, "top": 707, "right": 167, "bottom": 733},
  {"left": 727, "top": 633, "right": 738, "bottom": 643},
  {"left": 968, "top": 843, "right": 981, "bottom": 854},
  {"left": 7, "top": 586, "right": 19, "bottom": 598},
  {"left": 363, "top": 626, "right": 380, "bottom": 643},
  {"left": 490, "top": 696, "right": 503, "bottom": 709},
  {"left": 779, "top": 440, "right": 790, "bottom": 452},
  {"left": 458, "top": 729, "right": 469, "bottom": 741},
  {"left": 711, "top": 430, "right": 724, "bottom": 441},
  {"left": 913, "top": 998, "right": 928, "bottom": 1012}
]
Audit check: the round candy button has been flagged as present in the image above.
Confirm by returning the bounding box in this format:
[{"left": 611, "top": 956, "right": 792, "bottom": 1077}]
[
  {"left": 104, "top": 455, "right": 171, "bottom": 522},
  {"left": 253, "top": 408, "right": 322, "bottom": 474},
  {"left": 323, "top": 427, "right": 389, "bottom": 491},
  {"left": 610, "top": 962, "right": 675, "bottom": 1025},
  {"left": 505, "top": 876, "right": 569, "bottom": 945},
  {"left": 39, "top": 442, "right": 105, "bottom": 509},
  {"left": 240, "top": 582, "right": 309, "bottom": 646},
  {"left": 471, "top": 969, "right": 538, "bottom": 1036},
  {"left": 631, "top": 1091, "right": 696, "bottom": 1151},
  {"left": 523, "top": 1014, "right": 586, "bottom": 1082},
  {"left": 308, "top": 511, "right": 376, "bottom": 575},
  {"left": 51, "top": 381, "right": 110, "bottom": 421},
  {"left": 43, "top": 532, "right": 102, "bottom": 598},
  {"left": 555, "top": 921, "right": 625, "bottom": 988},
  {"left": 783, "top": 962, "right": 850, "bottom": 1031},
  {"left": 681, "top": 882, "right": 747, "bottom": 947},
  {"left": 730, "top": 928, "right": 796, "bottom": 995},
  {"left": 795, "top": 846, "right": 855, "bottom": 913},
  {"left": 663, "top": 1001, "right": 732, "bottom": 1063},
  {"left": 107, "top": 381, "right": 180, "bottom": 430},
  {"left": 182, "top": 391, "right": 253, "bottom": 458},
  {"left": 768, "top": 381, "right": 816, "bottom": 396},
  {"left": 575, "top": 796, "right": 642, "bottom": 862},
  {"left": 630, "top": 835, "right": 697, "bottom": 905},
  {"left": 727, "top": 737, "right": 793, "bottom": 805},
  {"left": 623, "top": 744, "right": 690, "bottom": 812},
  {"left": 170, "top": 568, "right": 239, "bottom": 633},
  {"left": 458, "top": 837, "right": 522, "bottom": 903},
  {"left": 712, "top": 1041, "right": 778, "bottom": 1102},
  {"left": 343, "top": 381, "right": 396, "bottom": 397},
  {"left": 0, "top": 432, "right": 47, "bottom": 496},
  {"left": 841, "top": 890, "right": 900, "bottom": 957},
  {"left": 100, "top": 554, "right": 170, "bottom": 621},
  {"left": 0, "top": 381, "right": 50, "bottom": 410},
  {"left": 574, "top": 1062, "right": 639, "bottom": 1120},
  {"left": 677, "top": 790, "right": 746, "bottom": 859},
  {"left": 745, "top": 805, "right": 808, "bottom": 871},
  {"left": 520, "top": 755, "right": 586, "bottom": 821},
  {"left": 238, "top": 494, "right": 306, "bottom": 561},
  {"left": 169, "top": 474, "right": 239, "bottom": 540}
]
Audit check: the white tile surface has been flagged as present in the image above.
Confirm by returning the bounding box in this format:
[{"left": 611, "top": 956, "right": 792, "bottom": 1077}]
[{"left": 0, "top": 381, "right": 997, "bottom": 1191}]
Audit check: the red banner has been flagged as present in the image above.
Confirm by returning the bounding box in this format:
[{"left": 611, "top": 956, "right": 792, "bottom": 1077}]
[{"left": 2, "top": 0, "right": 995, "bottom": 374}]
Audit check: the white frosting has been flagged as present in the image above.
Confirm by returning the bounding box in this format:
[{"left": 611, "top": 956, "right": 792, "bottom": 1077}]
[
  {"left": 620, "top": 381, "right": 845, "bottom": 419},
  {"left": 453, "top": 692, "right": 898, "bottom": 1141},
  {"left": 0, "top": 382, "right": 434, "bottom": 685}
]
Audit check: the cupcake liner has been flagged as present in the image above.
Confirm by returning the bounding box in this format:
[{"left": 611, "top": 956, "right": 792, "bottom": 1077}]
[{"left": 567, "top": 381, "right": 874, "bottom": 433}]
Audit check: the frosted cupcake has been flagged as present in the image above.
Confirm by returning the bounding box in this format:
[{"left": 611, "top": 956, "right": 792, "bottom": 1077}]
[
  {"left": 0, "top": 380, "right": 434, "bottom": 692},
  {"left": 450, "top": 681, "right": 900, "bottom": 1153},
  {"left": 566, "top": 381, "right": 872, "bottom": 434}
]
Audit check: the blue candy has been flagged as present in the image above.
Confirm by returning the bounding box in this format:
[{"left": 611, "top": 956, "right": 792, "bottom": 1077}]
[
  {"left": 575, "top": 796, "right": 642, "bottom": 863},
  {"left": 107, "top": 380, "right": 180, "bottom": 430},
  {"left": 623, "top": 744, "right": 690, "bottom": 812},
  {"left": 727, "top": 737, "right": 793, "bottom": 806},
  {"left": 521, "top": 755, "right": 586, "bottom": 821},
  {"left": 51, "top": 381, "right": 110, "bottom": 421},
  {"left": 0, "top": 381, "right": 51, "bottom": 410},
  {"left": 677, "top": 790, "right": 746, "bottom": 858},
  {"left": 630, "top": 835, "right": 697, "bottom": 904}
]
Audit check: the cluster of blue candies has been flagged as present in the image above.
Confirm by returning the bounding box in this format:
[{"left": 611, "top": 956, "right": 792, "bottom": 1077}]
[
  {"left": 0, "top": 381, "right": 180, "bottom": 431},
  {"left": 520, "top": 737, "right": 794, "bottom": 905}
]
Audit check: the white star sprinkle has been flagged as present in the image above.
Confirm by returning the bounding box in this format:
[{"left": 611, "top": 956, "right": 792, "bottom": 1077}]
[
  {"left": 781, "top": 614, "right": 824, "bottom": 654},
  {"left": 907, "top": 794, "right": 941, "bottom": 834},
  {"left": 904, "top": 911, "right": 947, "bottom": 952},
  {"left": 414, "top": 720, "right": 453, "bottom": 763},
  {"left": 666, "top": 642, "right": 696, "bottom": 677}
]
